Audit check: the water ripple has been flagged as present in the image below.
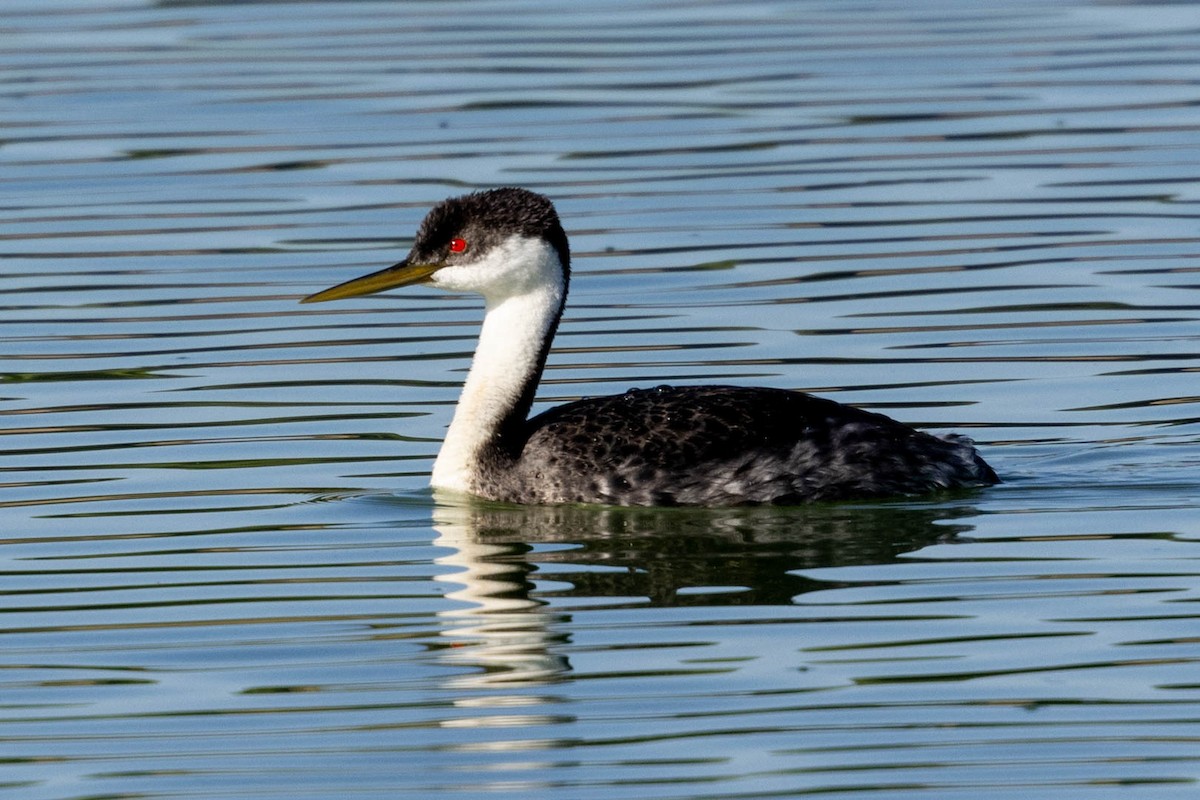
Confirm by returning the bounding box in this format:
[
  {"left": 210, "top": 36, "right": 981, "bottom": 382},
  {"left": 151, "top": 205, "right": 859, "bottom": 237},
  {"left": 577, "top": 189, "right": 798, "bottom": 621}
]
[{"left": 2, "top": 1, "right": 1200, "bottom": 798}]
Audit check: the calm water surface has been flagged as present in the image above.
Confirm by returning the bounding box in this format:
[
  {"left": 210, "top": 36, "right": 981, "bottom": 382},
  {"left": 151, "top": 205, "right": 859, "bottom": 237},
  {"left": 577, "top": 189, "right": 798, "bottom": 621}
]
[{"left": 3, "top": 1, "right": 1200, "bottom": 798}]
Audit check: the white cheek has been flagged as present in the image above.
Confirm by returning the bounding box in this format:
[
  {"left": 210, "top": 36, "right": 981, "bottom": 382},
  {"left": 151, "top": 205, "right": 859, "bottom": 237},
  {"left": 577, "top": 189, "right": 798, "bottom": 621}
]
[
  {"left": 428, "top": 263, "right": 482, "bottom": 293},
  {"left": 430, "top": 236, "right": 560, "bottom": 300}
]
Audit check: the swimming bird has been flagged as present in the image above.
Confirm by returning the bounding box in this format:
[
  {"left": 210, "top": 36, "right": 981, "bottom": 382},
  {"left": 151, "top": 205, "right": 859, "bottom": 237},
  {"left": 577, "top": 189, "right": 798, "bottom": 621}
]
[{"left": 302, "top": 188, "right": 999, "bottom": 506}]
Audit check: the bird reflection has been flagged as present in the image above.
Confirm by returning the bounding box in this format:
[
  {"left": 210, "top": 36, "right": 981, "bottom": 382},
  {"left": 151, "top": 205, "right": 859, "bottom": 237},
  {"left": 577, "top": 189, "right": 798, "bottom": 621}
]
[
  {"left": 433, "top": 519, "right": 569, "bottom": 688},
  {"left": 430, "top": 495, "right": 981, "bottom": 687}
]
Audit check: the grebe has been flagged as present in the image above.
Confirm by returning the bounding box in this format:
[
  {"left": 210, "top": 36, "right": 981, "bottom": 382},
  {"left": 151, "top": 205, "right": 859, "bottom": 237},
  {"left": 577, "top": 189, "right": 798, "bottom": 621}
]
[{"left": 303, "top": 188, "right": 999, "bottom": 506}]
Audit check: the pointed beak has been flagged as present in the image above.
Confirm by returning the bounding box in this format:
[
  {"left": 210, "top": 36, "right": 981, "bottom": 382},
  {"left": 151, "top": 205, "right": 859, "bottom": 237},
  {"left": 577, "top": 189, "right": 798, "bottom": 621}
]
[{"left": 300, "top": 259, "right": 442, "bottom": 304}]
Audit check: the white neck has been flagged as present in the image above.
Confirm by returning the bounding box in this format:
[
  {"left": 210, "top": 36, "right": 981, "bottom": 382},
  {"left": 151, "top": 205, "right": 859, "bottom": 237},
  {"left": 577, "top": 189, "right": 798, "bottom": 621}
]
[{"left": 429, "top": 238, "right": 566, "bottom": 494}]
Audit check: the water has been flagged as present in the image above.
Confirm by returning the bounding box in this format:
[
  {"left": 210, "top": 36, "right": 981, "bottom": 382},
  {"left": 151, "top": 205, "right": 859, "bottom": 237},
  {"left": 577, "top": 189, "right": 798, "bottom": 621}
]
[{"left": 3, "top": 1, "right": 1200, "bottom": 798}]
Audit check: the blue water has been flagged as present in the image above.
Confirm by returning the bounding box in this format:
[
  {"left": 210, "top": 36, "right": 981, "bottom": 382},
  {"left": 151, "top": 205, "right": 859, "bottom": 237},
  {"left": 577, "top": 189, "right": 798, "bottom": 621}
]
[{"left": 2, "top": 1, "right": 1199, "bottom": 798}]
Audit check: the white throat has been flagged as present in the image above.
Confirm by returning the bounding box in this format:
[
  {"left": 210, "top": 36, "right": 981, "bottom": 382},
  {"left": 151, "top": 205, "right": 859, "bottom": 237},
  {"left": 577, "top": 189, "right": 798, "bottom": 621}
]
[{"left": 430, "top": 237, "right": 566, "bottom": 494}]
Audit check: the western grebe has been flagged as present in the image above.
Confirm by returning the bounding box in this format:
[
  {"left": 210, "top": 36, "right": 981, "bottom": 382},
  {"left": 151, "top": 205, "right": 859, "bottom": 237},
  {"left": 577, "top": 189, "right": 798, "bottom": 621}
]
[{"left": 302, "top": 187, "right": 998, "bottom": 506}]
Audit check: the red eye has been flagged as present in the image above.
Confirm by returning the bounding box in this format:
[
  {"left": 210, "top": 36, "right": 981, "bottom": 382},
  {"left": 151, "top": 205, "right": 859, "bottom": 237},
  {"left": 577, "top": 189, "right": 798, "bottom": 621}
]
[{"left": 449, "top": 237, "right": 468, "bottom": 253}]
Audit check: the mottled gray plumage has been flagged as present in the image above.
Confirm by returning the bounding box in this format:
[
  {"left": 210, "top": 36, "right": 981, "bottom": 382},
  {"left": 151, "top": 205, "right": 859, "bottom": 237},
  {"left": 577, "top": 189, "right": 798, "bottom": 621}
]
[
  {"left": 303, "top": 187, "right": 999, "bottom": 507},
  {"left": 476, "top": 384, "right": 997, "bottom": 506}
]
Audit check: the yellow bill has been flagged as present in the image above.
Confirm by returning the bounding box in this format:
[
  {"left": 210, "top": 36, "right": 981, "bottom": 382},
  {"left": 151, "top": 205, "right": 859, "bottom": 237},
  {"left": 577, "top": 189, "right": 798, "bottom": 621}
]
[{"left": 301, "top": 259, "right": 442, "bottom": 304}]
